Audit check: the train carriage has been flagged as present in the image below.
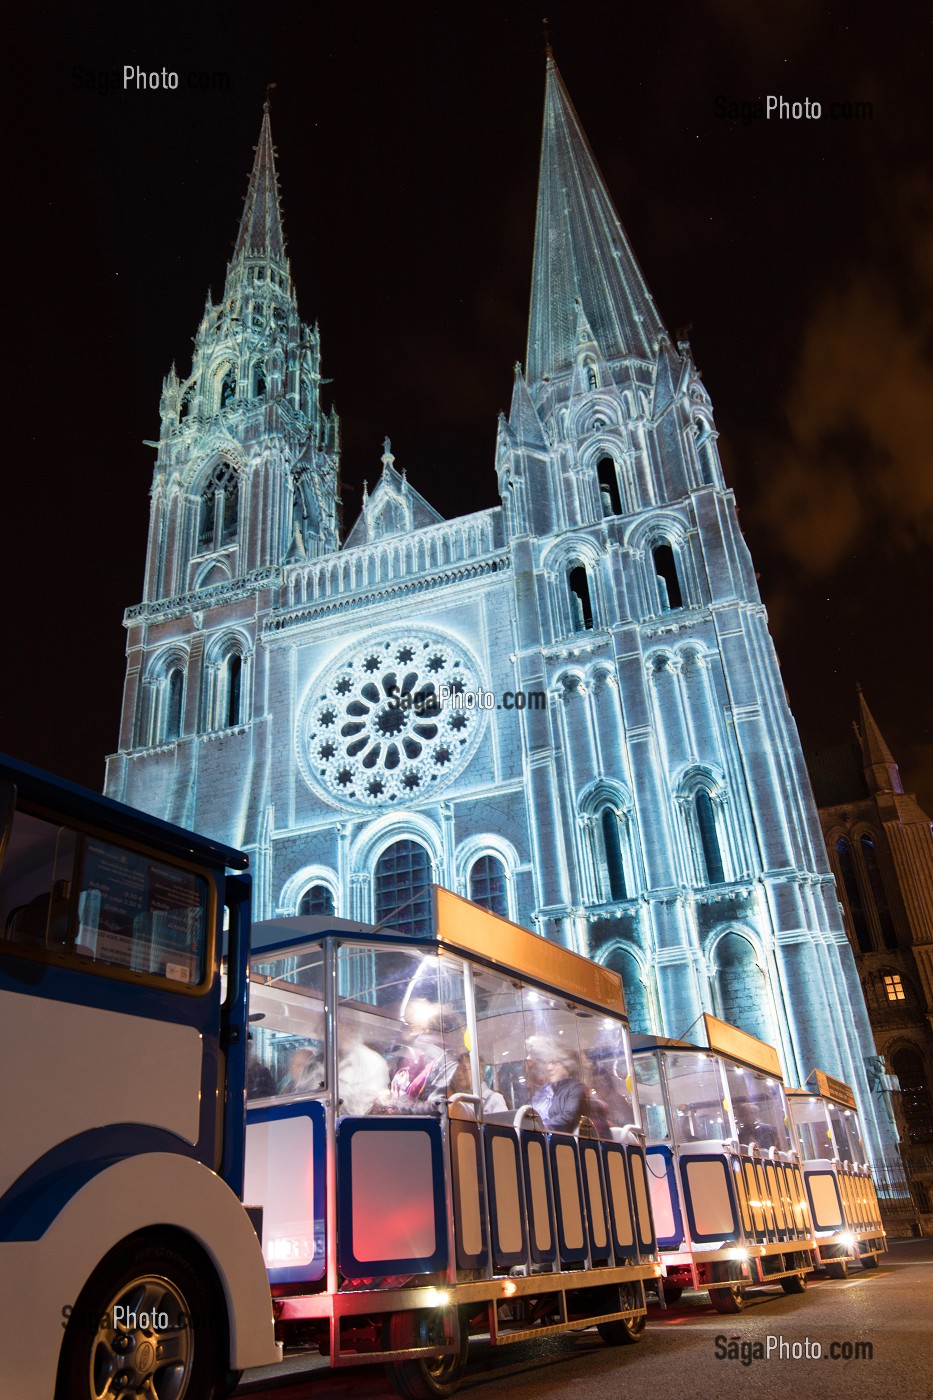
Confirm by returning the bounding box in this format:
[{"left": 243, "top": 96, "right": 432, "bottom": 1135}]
[
  {"left": 633, "top": 1017, "right": 815, "bottom": 1313},
  {"left": 243, "top": 888, "right": 660, "bottom": 1398},
  {"left": 787, "top": 1071, "right": 886, "bottom": 1278}
]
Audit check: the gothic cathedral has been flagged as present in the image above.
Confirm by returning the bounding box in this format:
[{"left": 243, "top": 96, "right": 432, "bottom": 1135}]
[{"left": 105, "top": 62, "right": 896, "bottom": 1167}]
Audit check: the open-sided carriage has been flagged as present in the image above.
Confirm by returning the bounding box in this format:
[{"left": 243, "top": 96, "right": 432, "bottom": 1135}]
[
  {"left": 787, "top": 1070, "right": 886, "bottom": 1278},
  {"left": 242, "top": 889, "right": 660, "bottom": 1397},
  {"left": 633, "top": 1017, "right": 815, "bottom": 1312}
]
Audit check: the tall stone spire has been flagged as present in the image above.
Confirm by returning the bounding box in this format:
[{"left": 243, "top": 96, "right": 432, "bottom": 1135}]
[
  {"left": 232, "top": 103, "right": 286, "bottom": 263},
  {"left": 526, "top": 58, "right": 667, "bottom": 385},
  {"left": 855, "top": 688, "right": 904, "bottom": 796}
]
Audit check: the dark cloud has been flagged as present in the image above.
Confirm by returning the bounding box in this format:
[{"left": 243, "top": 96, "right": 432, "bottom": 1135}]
[{"left": 749, "top": 171, "right": 933, "bottom": 574}]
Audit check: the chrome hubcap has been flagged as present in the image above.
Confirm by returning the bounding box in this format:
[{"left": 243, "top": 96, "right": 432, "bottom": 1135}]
[{"left": 88, "top": 1274, "right": 193, "bottom": 1399}]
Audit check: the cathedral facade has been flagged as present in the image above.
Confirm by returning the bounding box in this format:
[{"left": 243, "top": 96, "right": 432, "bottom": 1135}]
[
  {"left": 809, "top": 692, "right": 933, "bottom": 1211},
  {"left": 104, "top": 61, "right": 896, "bottom": 1167}
]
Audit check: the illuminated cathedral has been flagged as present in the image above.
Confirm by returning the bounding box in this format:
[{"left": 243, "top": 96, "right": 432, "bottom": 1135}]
[{"left": 104, "top": 61, "right": 896, "bottom": 1167}]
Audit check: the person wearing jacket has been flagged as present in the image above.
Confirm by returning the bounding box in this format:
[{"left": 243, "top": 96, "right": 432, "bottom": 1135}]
[{"left": 531, "top": 1047, "right": 587, "bottom": 1132}]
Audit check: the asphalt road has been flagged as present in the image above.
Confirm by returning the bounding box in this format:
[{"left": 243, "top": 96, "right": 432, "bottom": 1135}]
[{"left": 236, "top": 1237, "right": 933, "bottom": 1400}]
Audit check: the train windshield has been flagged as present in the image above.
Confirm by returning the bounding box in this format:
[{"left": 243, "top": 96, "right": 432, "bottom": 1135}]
[
  {"left": 827, "top": 1102, "right": 868, "bottom": 1167},
  {"left": 665, "top": 1052, "right": 729, "bottom": 1143},
  {"left": 789, "top": 1096, "right": 834, "bottom": 1160},
  {"left": 724, "top": 1064, "right": 794, "bottom": 1152}
]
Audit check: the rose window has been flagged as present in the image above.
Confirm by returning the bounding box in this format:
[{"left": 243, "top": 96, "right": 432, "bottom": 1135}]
[{"left": 300, "top": 634, "right": 487, "bottom": 808}]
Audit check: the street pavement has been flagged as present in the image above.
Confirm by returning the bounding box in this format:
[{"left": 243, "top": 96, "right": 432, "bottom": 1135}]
[{"left": 236, "top": 1236, "right": 933, "bottom": 1400}]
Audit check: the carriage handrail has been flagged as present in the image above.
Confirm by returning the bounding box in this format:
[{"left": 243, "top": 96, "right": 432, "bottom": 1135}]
[
  {"left": 513, "top": 1105, "right": 546, "bottom": 1134},
  {"left": 616, "top": 1122, "right": 645, "bottom": 1147}
]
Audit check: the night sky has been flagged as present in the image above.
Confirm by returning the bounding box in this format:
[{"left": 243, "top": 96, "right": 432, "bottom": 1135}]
[{"left": 6, "top": 1, "right": 932, "bottom": 813}]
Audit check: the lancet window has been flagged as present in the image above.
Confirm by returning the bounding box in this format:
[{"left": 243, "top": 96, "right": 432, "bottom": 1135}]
[
  {"left": 568, "top": 565, "right": 594, "bottom": 631},
  {"left": 197, "top": 461, "right": 239, "bottom": 553},
  {"left": 653, "top": 542, "right": 683, "bottom": 611}
]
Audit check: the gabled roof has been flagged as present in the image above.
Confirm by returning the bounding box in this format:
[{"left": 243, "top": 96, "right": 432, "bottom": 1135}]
[{"left": 343, "top": 442, "right": 444, "bottom": 547}]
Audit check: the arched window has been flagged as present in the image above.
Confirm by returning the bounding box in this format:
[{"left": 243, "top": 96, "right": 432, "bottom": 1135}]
[
  {"left": 220, "top": 367, "right": 236, "bottom": 409},
  {"left": 568, "top": 565, "right": 594, "bottom": 631},
  {"left": 835, "top": 837, "right": 872, "bottom": 952},
  {"left": 254, "top": 361, "right": 266, "bottom": 398},
  {"left": 695, "top": 425, "right": 717, "bottom": 485},
  {"left": 716, "top": 932, "right": 775, "bottom": 1046},
  {"left": 599, "top": 807, "right": 627, "bottom": 901},
  {"left": 165, "top": 666, "right": 184, "bottom": 741},
  {"left": 607, "top": 948, "right": 652, "bottom": 1034},
  {"left": 225, "top": 653, "right": 242, "bottom": 728},
  {"left": 893, "top": 1048, "right": 933, "bottom": 1144},
  {"left": 298, "top": 884, "right": 335, "bottom": 917},
  {"left": 597, "top": 457, "right": 622, "bottom": 517},
  {"left": 198, "top": 461, "right": 239, "bottom": 552},
  {"left": 653, "top": 543, "right": 683, "bottom": 611},
  {"left": 468, "top": 854, "right": 508, "bottom": 918},
  {"left": 695, "top": 790, "right": 725, "bottom": 884},
  {"left": 374, "top": 839, "right": 433, "bottom": 936},
  {"left": 585, "top": 359, "right": 598, "bottom": 390},
  {"left": 860, "top": 835, "right": 898, "bottom": 949}
]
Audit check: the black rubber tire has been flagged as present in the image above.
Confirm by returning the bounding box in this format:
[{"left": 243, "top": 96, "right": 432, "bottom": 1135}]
[
  {"left": 826, "top": 1258, "right": 849, "bottom": 1280},
  {"left": 861, "top": 1253, "right": 880, "bottom": 1270},
  {"left": 781, "top": 1272, "right": 808, "bottom": 1294},
  {"left": 596, "top": 1312, "right": 646, "bottom": 1346},
  {"left": 384, "top": 1309, "right": 469, "bottom": 1400},
  {"left": 596, "top": 1284, "right": 646, "bottom": 1345},
  {"left": 660, "top": 1284, "right": 684, "bottom": 1305},
  {"left": 710, "top": 1264, "right": 746, "bottom": 1313},
  {"left": 56, "top": 1233, "right": 228, "bottom": 1400}
]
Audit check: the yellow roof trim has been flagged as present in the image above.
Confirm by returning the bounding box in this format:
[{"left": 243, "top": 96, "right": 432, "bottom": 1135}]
[
  {"left": 432, "top": 887, "right": 626, "bottom": 1016},
  {"left": 702, "top": 1013, "right": 783, "bottom": 1078}
]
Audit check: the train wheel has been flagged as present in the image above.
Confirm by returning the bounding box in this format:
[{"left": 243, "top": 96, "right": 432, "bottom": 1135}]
[
  {"left": 710, "top": 1264, "right": 746, "bottom": 1314},
  {"left": 56, "top": 1233, "right": 228, "bottom": 1400},
  {"left": 384, "top": 1308, "right": 469, "bottom": 1400},
  {"left": 826, "top": 1259, "right": 849, "bottom": 1280},
  {"left": 661, "top": 1284, "right": 684, "bottom": 1305},
  {"left": 596, "top": 1285, "right": 646, "bottom": 1345},
  {"left": 780, "top": 1272, "right": 807, "bottom": 1294},
  {"left": 861, "top": 1254, "right": 879, "bottom": 1270}
]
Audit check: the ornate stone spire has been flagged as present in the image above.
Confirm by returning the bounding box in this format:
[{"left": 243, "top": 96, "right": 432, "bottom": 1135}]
[
  {"left": 232, "top": 104, "right": 286, "bottom": 263},
  {"left": 526, "top": 57, "right": 667, "bottom": 384}
]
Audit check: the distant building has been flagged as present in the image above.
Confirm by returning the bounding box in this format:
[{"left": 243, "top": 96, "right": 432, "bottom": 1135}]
[
  {"left": 105, "top": 61, "right": 896, "bottom": 1170},
  {"left": 809, "top": 690, "right": 933, "bottom": 1224}
]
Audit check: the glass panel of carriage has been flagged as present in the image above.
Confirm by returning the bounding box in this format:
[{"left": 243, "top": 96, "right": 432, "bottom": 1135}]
[
  {"left": 787, "top": 1089, "right": 885, "bottom": 1269},
  {"left": 243, "top": 936, "right": 660, "bottom": 1351},
  {"left": 633, "top": 1042, "right": 816, "bottom": 1302}
]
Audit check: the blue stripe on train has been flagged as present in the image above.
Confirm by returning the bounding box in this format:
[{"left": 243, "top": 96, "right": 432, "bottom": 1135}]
[{"left": 0, "top": 1125, "right": 200, "bottom": 1241}]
